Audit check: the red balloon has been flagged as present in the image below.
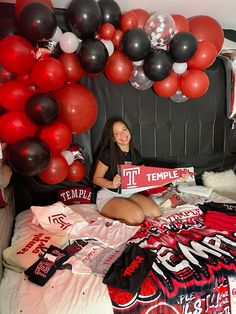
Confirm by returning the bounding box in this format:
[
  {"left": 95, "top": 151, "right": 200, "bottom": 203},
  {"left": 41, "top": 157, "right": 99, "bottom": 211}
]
[
  {"left": 53, "top": 84, "right": 98, "bottom": 134},
  {"left": 59, "top": 53, "right": 85, "bottom": 83},
  {"left": 189, "top": 15, "right": 224, "bottom": 52},
  {"left": 187, "top": 41, "right": 218, "bottom": 70},
  {"left": 66, "top": 160, "right": 86, "bottom": 182},
  {"left": 99, "top": 23, "right": 116, "bottom": 40},
  {"left": 111, "top": 29, "right": 124, "bottom": 49},
  {"left": 171, "top": 14, "right": 189, "bottom": 34},
  {"left": 18, "top": 72, "right": 34, "bottom": 86},
  {"left": 32, "top": 57, "right": 66, "bottom": 91},
  {"left": 15, "top": 0, "right": 54, "bottom": 17},
  {"left": 120, "top": 11, "right": 138, "bottom": 33},
  {"left": 0, "top": 35, "right": 35, "bottom": 74},
  {"left": 105, "top": 50, "right": 133, "bottom": 84},
  {"left": 38, "top": 154, "right": 69, "bottom": 184},
  {"left": 153, "top": 71, "right": 179, "bottom": 97},
  {"left": 0, "top": 80, "right": 31, "bottom": 111},
  {"left": 0, "top": 111, "right": 37, "bottom": 144},
  {"left": 180, "top": 69, "right": 209, "bottom": 98},
  {"left": 38, "top": 121, "right": 72, "bottom": 154},
  {"left": 132, "top": 9, "right": 150, "bottom": 28}
]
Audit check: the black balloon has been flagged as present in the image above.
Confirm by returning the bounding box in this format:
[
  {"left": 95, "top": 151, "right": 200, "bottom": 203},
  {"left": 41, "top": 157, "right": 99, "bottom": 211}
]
[
  {"left": 18, "top": 3, "right": 57, "bottom": 41},
  {"left": 0, "top": 19, "right": 21, "bottom": 40},
  {"left": 143, "top": 49, "right": 173, "bottom": 81},
  {"left": 8, "top": 137, "right": 51, "bottom": 176},
  {"left": 121, "top": 28, "right": 151, "bottom": 61},
  {"left": 98, "top": 0, "right": 121, "bottom": 28},
  {"left": 0, "top": 64, "right": 17, "bottom": 85},
  {"left": 77, "top": 39, "right": 109, "bottom": 73},
  {"left": 66, "top": 0, "right": 102, "bottom": 39},
  {"left": 25, "top": 93, "right": 59, "bottom": 125},
  {"left": 168, "top": 32, "right": 198, "bottom": 63}
]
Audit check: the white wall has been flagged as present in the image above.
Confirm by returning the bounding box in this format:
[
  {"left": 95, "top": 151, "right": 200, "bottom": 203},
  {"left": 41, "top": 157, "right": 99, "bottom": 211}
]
[{"left": 1, "top": 0, "right": 236, "bottom": 30}]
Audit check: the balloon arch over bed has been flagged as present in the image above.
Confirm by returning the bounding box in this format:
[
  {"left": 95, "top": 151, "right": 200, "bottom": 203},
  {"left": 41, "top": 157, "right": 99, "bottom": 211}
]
[{"left": 0, "top": 0, "right": 224, "bottom": 185}]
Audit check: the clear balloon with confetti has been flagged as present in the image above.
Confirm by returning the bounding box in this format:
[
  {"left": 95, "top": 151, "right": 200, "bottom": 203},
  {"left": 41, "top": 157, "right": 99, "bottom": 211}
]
[
  {"left": 144, "top": 12, "right": 176, "bottom": 49},
  {"left": 129, "top": 65, "right": 153, "bottom": 90}
]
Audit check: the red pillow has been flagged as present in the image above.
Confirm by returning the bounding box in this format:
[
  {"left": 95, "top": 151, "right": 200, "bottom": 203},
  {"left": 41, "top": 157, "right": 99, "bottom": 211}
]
[{"left": 56, "top": 186, "right": 92, "bottom": 205}]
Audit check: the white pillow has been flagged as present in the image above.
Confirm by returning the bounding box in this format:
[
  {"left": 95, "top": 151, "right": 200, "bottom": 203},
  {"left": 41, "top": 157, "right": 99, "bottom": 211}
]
[{"left": 202, "top": 169, "right": 236, "bottom": 200}]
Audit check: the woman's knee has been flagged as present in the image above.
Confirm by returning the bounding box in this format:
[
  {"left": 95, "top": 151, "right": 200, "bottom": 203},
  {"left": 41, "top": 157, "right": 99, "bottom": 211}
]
[{"left": 124, "top": 208, "right": 145, "bottom": 225}]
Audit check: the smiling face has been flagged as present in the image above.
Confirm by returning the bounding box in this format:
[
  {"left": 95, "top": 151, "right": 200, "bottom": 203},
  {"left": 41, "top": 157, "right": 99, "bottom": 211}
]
[{"left": 112, "top": 121, "right": 131, "bottom": 152}]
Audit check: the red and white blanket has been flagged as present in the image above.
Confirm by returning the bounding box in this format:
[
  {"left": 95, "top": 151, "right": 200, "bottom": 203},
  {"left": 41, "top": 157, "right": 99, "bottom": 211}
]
[{"left": 108, "top": 215, "right": 236, "bottom": 314}]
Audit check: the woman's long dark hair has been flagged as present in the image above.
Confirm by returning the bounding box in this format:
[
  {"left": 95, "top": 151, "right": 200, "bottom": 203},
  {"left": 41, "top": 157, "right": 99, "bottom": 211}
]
[{"left": 97, "top": 117, "right": 138, "bottom": 176}]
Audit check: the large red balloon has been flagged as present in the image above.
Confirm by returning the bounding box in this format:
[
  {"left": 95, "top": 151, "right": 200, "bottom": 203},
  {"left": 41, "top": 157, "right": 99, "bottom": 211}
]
[
  {"left": 66, "top": 160, "right": 86, "bottom": 182},
  {"left": 58, "top": 53, "right": 85, "bottom": 83},
  {"left": 180, "top": 69, "right": 209, "bottom": 98},
  {"left": 187, "top": 41, "right": 218, "bottom": 70},
  {"left": 0, "top": 111, "right": 37, "bottom": 144},
  {"left": 171, "top": 14, "right": 189, "bottom": 34},
  {"left": 188, "top": 15, "right": 224, "bottom": 52},
  {"left": 0, "top": 35, "right": 35, "bottom": 74},
  {"left": 0, "top": 80, "right": 31, "bottom": 111},
  {"left": 32, "top": 57, "right": 66, "bottom": 91},
  {"left": 120, "top": 11, "right": 138, "bottom": 33},
  {"left": 132, "top": 9, "right": 150, "bottom": 28},
  {"left": 38, "top": 154, "right": 69, "bottom": 184},
  {"left": 15, "top": 0, "right": 54, "bottom": 17},
  {"left": 153, "top": 71, "right": 179, "bottom": 97},
  {"left": 53, "top": 84, "right": 98, "bottom": 134},
  {"left": 105, "top": 50, "right": 133, "bottom": 84},
  {"left": 38, "top": 121, "right": 72, "bottom": 154}
]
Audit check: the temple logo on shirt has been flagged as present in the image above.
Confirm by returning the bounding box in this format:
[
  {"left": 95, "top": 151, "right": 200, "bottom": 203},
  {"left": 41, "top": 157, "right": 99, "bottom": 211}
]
[
  {"left": 122, "top": 256, "right": 144, "bottom": 277},
  {"left": 57, "top": 187, "right": 92, "bottom": 205}
]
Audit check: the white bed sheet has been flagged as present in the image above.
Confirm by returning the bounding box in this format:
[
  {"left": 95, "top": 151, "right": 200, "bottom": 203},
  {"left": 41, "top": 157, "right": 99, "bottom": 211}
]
[
  {"left": 1, "top": 193, "right": 235, "bottom": 314},
  {"left": 0, "top": 204, "right": 114, "bottom": 314}
]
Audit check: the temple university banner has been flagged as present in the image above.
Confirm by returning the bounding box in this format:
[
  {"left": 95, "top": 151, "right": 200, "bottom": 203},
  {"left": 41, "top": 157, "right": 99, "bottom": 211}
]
[{"left": 118, "top": 164, "right": 193, "bottom": 194}]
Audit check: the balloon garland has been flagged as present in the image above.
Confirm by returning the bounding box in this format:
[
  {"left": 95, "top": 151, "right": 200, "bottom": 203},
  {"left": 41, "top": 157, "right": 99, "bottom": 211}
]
[{"left": 0, "top": 0, "right": 224, "bottom": 183}]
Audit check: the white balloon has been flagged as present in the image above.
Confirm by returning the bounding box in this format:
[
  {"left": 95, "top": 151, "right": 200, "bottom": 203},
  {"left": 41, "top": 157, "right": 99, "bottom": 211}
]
[
  {"left": 50, "top": 27, "right": 63, "bottom": 43},
  {"left": 61, "top": 150, "right": 75, "bottom": 166},
  {"left": 100, "top": 39, "right": 114, "bottom": 56},
  {"left": 172, "top": 62, "right": 188, "bottom": 75},
  {"left": 60, "top": 32, "right": 80, "bottom": 53},
  {"left": 133, "top": 60, "right": 144, "bottom": 66}
]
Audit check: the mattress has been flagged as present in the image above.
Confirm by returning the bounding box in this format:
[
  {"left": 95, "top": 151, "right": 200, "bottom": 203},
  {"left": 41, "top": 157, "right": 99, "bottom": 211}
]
[{"left": 1, "top": 192, "right": 236, "bottom": 314}]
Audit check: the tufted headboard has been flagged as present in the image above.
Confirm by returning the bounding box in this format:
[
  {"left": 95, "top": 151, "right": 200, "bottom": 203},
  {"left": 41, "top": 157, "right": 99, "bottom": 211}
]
[{"left": 12, "top": 56, "right": 236, "bottom": 212}]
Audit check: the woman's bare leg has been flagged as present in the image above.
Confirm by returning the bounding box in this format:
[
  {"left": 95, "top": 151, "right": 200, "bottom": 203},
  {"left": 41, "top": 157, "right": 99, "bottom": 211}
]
[
  {"left": 101, "top": 197, "right": 145, "bottom": 225},
  {"left": 130, "top": 193, "right": 161, "bottom": 217}
]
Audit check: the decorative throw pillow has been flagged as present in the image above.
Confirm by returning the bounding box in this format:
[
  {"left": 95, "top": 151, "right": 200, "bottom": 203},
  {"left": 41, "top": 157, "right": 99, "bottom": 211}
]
[
  {"left": 202, "top": 169, "right": 236, "bottom": 200},
  {"left": 56, "top": 186, "right": 92, "bottom": 205}
]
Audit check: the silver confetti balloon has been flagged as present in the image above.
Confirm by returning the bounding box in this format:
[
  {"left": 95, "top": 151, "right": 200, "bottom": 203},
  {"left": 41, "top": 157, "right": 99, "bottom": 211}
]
[
  {"left": 144, "top": 12, "right": 176, "bottom": 49},
  {"left": 129, "top": 66, "right": 153, "bottom": 90}
]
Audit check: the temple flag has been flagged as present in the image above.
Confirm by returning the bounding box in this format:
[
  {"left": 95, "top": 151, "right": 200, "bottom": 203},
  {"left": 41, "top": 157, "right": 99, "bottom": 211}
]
[{"left": 118, "top": 164, "right": 194, "bottom": 194}]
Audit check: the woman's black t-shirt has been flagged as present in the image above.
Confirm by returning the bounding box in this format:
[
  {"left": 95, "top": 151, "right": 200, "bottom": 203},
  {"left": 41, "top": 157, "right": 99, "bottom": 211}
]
[{"left": 99, "top": 147, "right": 144, "bottom": 191}]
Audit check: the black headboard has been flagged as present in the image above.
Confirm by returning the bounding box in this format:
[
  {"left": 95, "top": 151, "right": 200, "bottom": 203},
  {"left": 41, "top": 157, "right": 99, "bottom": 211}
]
[{"left": 1, "top": 3, "right": 235, "bottom": 212}]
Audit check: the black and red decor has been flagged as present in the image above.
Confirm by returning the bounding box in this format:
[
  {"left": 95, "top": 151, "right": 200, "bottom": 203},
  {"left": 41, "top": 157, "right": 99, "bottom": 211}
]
[{"left": 0, "top": 2, "right": 235, "bottom": 213}]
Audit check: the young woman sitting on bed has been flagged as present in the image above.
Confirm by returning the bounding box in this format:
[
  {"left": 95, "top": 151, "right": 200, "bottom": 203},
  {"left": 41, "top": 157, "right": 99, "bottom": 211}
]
[{"left": 93, "top": 117, "right": 161, "bottom": 225}]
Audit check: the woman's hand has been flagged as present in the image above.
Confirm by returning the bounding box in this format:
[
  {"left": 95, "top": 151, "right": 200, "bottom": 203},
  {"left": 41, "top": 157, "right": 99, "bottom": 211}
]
[{"left": 112, "top": 174, "right": 121, "bottom": 188}]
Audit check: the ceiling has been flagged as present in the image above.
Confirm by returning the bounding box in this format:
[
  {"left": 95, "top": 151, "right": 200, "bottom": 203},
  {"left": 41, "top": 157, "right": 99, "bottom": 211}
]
[{"left": 1, "top": 0, "right": 236, "bottom": 30}]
